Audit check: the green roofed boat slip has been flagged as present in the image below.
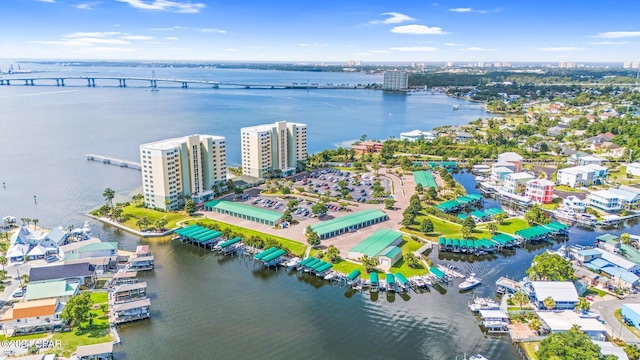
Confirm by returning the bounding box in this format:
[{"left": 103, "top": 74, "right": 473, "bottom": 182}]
[
  {"left": 298, "top": 257, "right": 316, "bottom": 267},
  {"left": 395, "top": 273, "right": 409, "bottom": 285},
  {"left": 311, "top": 261, "right": 327, "bottom": 270},
  {"left": 430, "top": 266, "right": 445, "bottom": 279},
  {"left": 304, "top": 258, "right": 321, "bottom": 268},
  {"left": 218, "top": 237, "right": 242, "bottom": 249},
  {"left": 385, "top": 273, "right": 395, "bottom": 285},
  {"left": 347, "top": 269, "right": 361, "bottom": 281},
  {"left": 369, "top": 272, "right": 379, "bottom": 284},
  {"left": 254, "top": 247, "right": 278, "bottom": 260},
  {"left": 309, "top": 210, "right": 388, "bottom": 239},
  {"left": 315, "top": 263, "right": 333, "bottom": 273},
  {"left": 261, "top": 249, "right": 286, "bottom": 263}
]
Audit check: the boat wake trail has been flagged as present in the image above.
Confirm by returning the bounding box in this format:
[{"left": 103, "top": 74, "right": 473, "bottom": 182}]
[{"left": 0, "top": 89, "right": 78, "bottom": 98}]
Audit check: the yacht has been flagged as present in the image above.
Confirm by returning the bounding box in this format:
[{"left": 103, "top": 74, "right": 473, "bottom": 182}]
[
  {"left": 469, "top": 297, "right": 500, "bottom": 312},
  {"left": 552, "top": 208, "right": 576, "bottom": 222},
  {"left": 453, "top": 104, "right": 459, "bottom": 110},
  {"left": 469, "top": 354, "right": 489, "bottom": 360},
  {"left": 459, "top": 273, "right": 482, "bottom": 291}
]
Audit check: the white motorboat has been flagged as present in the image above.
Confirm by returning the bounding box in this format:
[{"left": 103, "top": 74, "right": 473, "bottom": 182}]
[
  {"left": 552, "top": 208, "right": 576, "bottom": 222},
  {"left": 323, "top": 271, "right": 335, "bottom": 281},
  {"left": 284, "top": 257, "right": 301, "bottom": 268},
  {"left": 459, "top": 273, "right": 482, "bottom": 291},
  {"left": 469, "top": 354, "right": 489, "bottom": 360},
  {"left": 469, "top": 297, "right": 500, "bottom": 312}
]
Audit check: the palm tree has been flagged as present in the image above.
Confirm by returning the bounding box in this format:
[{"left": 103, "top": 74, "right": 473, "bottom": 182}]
[
  {"left": 32, "top": 219, "right": 38, "bottom": 230},
  {"left": 529, "top": 316, "right": 542, "bottom": 334},
  {"left": 0, "top": 256, "right": 7, "bottom": 271},
  {"left": 103, "top": 188, "right": 116, "bottom": 208},
  {"left": 24, "top": 218, "right": 31, "bottom": 228},
  {"left": 620, "top": 233, "right": 632, "bottom": 245},
  {"left": 576, "top": 297, "right": 590, "bottom": 312},
  {"left": 494, "top": 212, "right": 507, "bottom": 225},
  {"left": 543, "top": 296, "right": 556, "bottom": 310},
  {"left": 487, "top": 222, "right": 498, "bottom": 235},
  {"left": 20, "top": 274, "right": 29, "bottom": 287},
  {"left": 624, "top": 344, "right": 640, "bottom": 360},
  {"left": 511, "top": 291, "right": 529, "bottom": 310},
  {"left": 20, "top": 218, "right": 27, "bottom": 226}
]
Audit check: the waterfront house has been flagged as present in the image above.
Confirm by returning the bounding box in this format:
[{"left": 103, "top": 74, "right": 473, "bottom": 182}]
[
  {"left": 607, "top": 187, "right": 640, "bottom": 209},
  {"left": 563, "top": 195, "right": 585, "bottom": 212},
  {"left": 627, "top": 163, "right": 640, "bottom": 177},
  {"left": 572, "top": 264, "right": 611, "bottom": 289},
  {"left": 111, "top": 271, "right": 138, "bottom": 286},
  {"left": 29, "top": 262, "right": 96, "bottom": 287},
  {"left": 0, "top": 299, "right": 65, "bottom": 336},
  {"left": 502, "top": 172, "right": 535, "bottom": 195},
  {"left": 525, "top": 179, "right": 555, "bottom": 204},
  {"left": 497, "top": 152, "right": 524, "bottom": 172},
  {"left": 525, "top": 281, "right": 579, "bottom": 310},
  {"left": 127, "top": 254, "right": 155, "bottom": 272},
  {"left": 586, "top": 190, "right": 623, "bottom": 213},
  {"left": 58, "top": 238, "right": 102, "bottom": 259},
  {"left": 536, "top": 310, "right": 607, "bottom": 341},
  {"left": 399, "top": 130, "right": 437, "bottom": 142},
  {"left": 587, "top": 248, "right": 640, "bottom": 274},
  {"left": 351, "top": 141, "right": 383, "bottom": 154},
  {"left": 490, "top": 166, "right": 514, "bottom": 185},
  {"left": 25, "top": 280, "right": 79, "bottom": 302}
]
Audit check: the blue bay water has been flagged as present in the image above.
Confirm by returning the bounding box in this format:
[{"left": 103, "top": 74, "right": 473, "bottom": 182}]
[{"left": 3, "top": 65, "right": 628, "bottom": 359}]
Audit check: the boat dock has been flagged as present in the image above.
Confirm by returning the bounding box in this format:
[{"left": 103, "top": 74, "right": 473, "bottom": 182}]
[
  {"left": 437, "top": 264, "right": 465, "bottom": 279},
  {"left": 496, "top": 276, "right": 521, "bottom": 294},
  {"left": 86, "top": 154, "right": 141, "bottom": 170}
]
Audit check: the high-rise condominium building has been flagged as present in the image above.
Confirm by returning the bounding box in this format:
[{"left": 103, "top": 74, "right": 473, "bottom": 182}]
[
  {"left": 241, "top": 121, "right": 307, "bottom": 178},
  {"left": 382, "top": 70, "right": 408, "bottom": 90},
  {"left": 140, "top": 134, "right": 227, "bottom": 211}
]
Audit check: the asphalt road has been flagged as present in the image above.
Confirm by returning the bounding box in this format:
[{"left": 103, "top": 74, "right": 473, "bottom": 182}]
[{"left": 592, "top": 294, "right": 640, "bottom": 344}]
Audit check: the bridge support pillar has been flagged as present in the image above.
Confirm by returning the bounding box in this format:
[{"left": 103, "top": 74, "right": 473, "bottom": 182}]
[
  {"left": 60, "top": 79, "right": 64, "bottom": 86},
  {"left": 0, "top": 80, "right": 3, "bottom": 85},
  {"left": 119, "top": 79, "right": 126, "bottom": 87},
  {"left": 182, "top": 82, "right": 188, "bottom": 88},
  {"left": 87, "top": 78, "right": 95, "bottom": 87}
]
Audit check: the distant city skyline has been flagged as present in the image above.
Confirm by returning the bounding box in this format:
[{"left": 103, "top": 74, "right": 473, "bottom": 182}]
[{"left": 2, "top": 0, "right": 640, "bottom": 62}]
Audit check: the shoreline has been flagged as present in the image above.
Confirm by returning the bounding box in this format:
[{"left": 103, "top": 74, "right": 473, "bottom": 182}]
[{"left": 85, "top": 214, "right": 175, "bottom": 238}]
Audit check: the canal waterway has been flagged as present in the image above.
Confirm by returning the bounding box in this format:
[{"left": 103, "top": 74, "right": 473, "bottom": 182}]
[{"left": 1, "top": 65, "right": 638, "bottom": 359}]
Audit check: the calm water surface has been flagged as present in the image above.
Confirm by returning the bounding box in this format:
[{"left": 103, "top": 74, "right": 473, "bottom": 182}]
[{"left": 2, "top": 65, "right": 634, "bottom": 359}]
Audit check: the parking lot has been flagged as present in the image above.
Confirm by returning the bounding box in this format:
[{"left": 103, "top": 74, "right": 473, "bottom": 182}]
[{"left": 225, "top": 169, "right": 393, "bottom": 225}]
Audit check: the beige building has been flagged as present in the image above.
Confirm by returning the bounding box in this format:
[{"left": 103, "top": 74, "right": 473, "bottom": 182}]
[
  {"left": 241, "top": 121, "right": 307, "bottom": 178},
  {"left": 140, "top": 134, "right": 227, "bottom": 210}
]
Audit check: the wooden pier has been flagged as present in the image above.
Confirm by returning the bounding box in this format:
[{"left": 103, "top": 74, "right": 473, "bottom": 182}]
[{"left": 86, "top": 154, "right": 141, "bottom": 170}]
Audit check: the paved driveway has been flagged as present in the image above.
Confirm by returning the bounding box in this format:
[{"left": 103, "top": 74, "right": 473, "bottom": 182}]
[{"left": 592, "top": 294, "right": 640, "bottom": 344}]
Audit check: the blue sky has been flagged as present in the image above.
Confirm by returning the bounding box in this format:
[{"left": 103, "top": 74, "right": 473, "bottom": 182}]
[{"left": 3, "top": 0, "right": 640, "bottom": 62}]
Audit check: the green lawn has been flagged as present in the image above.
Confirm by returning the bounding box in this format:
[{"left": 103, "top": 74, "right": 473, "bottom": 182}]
[
  {"left": 555, "top": 185, "right": 587, "bottom": 193},
  {"left": 330, "top": 258, "right": 367, "bottom": 275},
  {"left": 119, "top": 204, "right": 197, "bottom": 230},
  {"left": 614, "top": 308, "right": 640, "bottom": 339},
  {"left": 51, "top": 328, "right": 112, "bottom": 357},
  {"left": 389, "top": 237, "right": 430, "bottom": 277},
  {"left": 404, "top": 215, "right": 493, "bottom": 241},
  {"left": 541, "top": 198, "right": 562, "bottom": 210},
  {"left": 495, "top": 218, "right": 529, "bottom": 234},
  {"left": 195, "top": 218, "right": 307, "bottom": 256},
  {"left": 90, "top": 291, "right": 108, "bottom": 304}
]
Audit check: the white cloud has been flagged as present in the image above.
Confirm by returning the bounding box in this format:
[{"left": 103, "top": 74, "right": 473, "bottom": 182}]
[
  {"left": 201, "top": 28, "right": 226, "bottom": 33},
  {"left": 120, "top": 35, "right": 154, "bottom": 40},
  {"left": 371, "top": 50, "right": 392, "bottom": 53},
  {"left": 460, "top": 47, "right": 497, "bottom": 51},
  {"left": 165, "top": 36, "right": 178, "bottom": 40},
  {"left": 390, "top": 46, "right": 437, "bottom": 52},
  {"left": 32, "top": 38, "right": 130, "bottom": 47},
  {"left": 391, "top": 25, "right": 445, "bottom": 35},
  {"left": 75, "top": 2, "right": 99, "bottom": 10},
  {"left": 536, "top": 47, "right": 584, "bottom": 51},
  {"left": 116, "top": 0, "right": 205, "bottom": 13},
  {"left": 449, "top": 8, "right": 472, "bottom": 12},
  {"left": 370, "top": 12, "right": 415, "bottom": 24},
  {"left": 444, "top": 42, "right": 462, "bottom": 46},
  {"left": 297, "top": 43, "right": 327, "bottom": 47},
  {"left": 596, "top": 31, "right": 640, "bottom": 39},
  {"left": 226, "top": 48, "right": 236, "bottom": 52},
  {"left": 64, "top": 31, "right": 121, "bottom": 38},
  {"left": 298, "top": 43, "right": 310, "bottom": 47},
  {"left": 589, "top": 41, "right": 630, "bottom": 45}
]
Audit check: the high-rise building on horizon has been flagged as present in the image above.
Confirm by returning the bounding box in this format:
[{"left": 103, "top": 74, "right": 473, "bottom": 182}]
[
  {"left": 241, "top": 121, "right": 307, "bottom": 178},
  {"left": 140, "top": 134, "right": 227, "bottom": 211},
  {"left": 382, "top": 70, "right": 408, "bottom": 90}
]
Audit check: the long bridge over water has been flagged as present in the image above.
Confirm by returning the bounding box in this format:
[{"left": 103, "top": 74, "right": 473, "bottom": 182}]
[{"left": 0, "top": 75, "right": 362, "bottom": 89}]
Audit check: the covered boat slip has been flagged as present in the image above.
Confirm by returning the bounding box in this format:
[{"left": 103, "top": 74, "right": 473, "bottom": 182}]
[
  {"left": 175, "top": 224, "right": 223, "bottom": 247},
  {"left": 394, "top": 273, "right": 410, "bottom": 290},
  {"left": 214, "top": 237, "right": 243, "bottom": 254},
  {"left": 261, "top": 249, "right": 287, "bottom": 265},
  {"left": 515, "top": 222, "right": 568, "bottom": 243},
  {"left": 347, "top": 269, "right": 361, "bottom": 282},
  {"left": 205, "top": 200, "right": 282, "bottom": 226},
  {"left": 315, "top": 262, "right": 333, "bottom": 274},
  {"left": 430, "top": 266, "right": 446, "bottom": 282}
]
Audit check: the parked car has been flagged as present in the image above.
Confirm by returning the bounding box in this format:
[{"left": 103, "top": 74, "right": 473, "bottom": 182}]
[
  {"left": 12, "top": 290, "right": 25, "bottom": 298},
  {"left": 45, "top": 255, "right": 58, "bottom": 263}
]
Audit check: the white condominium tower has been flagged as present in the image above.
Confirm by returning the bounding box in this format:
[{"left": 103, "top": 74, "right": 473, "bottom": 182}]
[
  {"left": 382, "top": 70, "right": 408, "bottom": 90},
  {"left": 140, "top": 134, "right": 227, "bottom": 211},
  {"left": 241, "top": 121, "right": 307, "bottom": 178}
]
